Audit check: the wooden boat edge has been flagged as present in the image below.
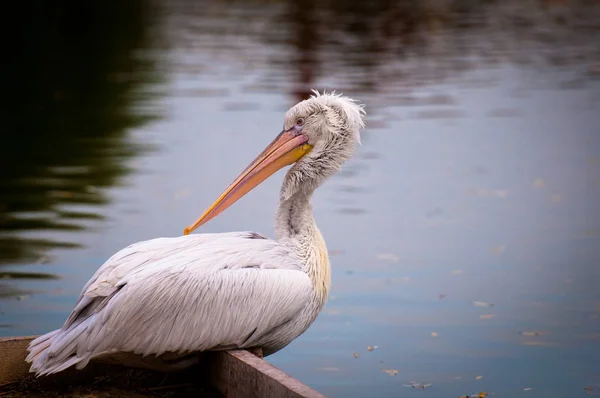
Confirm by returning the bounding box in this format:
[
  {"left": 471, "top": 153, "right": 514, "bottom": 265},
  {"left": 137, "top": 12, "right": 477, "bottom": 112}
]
[{"left": 0, "top": 336, "right": 326, "bottom": 398}]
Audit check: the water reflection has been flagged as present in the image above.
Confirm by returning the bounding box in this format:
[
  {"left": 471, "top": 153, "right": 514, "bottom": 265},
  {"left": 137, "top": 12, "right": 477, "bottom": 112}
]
[
  {"left": 276, "top": 0, "right": 600, "bottom": 101},
  {"left": 0, "top": 0, "right": 598, "bottom": 397},
  {"left": 0, "top": 1, "right": 163, "bottom": 273}
]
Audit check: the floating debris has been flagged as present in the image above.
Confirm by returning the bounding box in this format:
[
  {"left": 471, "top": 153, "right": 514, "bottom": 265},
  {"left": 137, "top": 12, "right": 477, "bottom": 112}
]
[
  {"left": 521, "top": 341, "right": 555, "bottom": 347},
  {"left": 367, "top": 345, "right": 378, "bottom": 351},
  {"left": 403, "top": 381, "right": 431, "bottom": 388},
  {"left": 473, "top": 301, "right": 494, "bottom": 308},
  {"left": 353, "top": 352, "right": 359, "bottom": 358},
  {"left": 476, "top": 375, "right": 483, "bottom": 380},
  {"left": 36, "top": 255, "right": 50, "bottom": 264},
  {"left": 490, "top": 245, "right": 506, "bottom": 255},
  {"left": 533, "top": 178, "right": 546, "bottom": 188},
  {"left": 452, "top": 269, "right": 465, "bottom": 275},
  {"left": 439, "top": 294, "right": 447, "bottom": 300},
  {"left": 465, "top": 188, "right": 508, "bottom": 198},
  {"left": 480, "top": 314, "right": 494, "bottom": 319},
  {"left": 522, "top": 388, "right": 533, "bottom": 391},
  {"left": 584, "top": 384, "right": 600, "bottom": 395},
  {"left": 426, "top": 207, "right": 444, "bottom": 218},
  {"left": 550, "top": 193, "right": 563, "bottom": 203},
  {"left": 519, "top": 331, "right": 541, "bottom": 337},
  {"left": 173, "top": 188, "right": 190, "bottom": 200},
  {"left": 376, "top": 253, "right": 399, "bottom": 263},
  {"left": 459, "top": 393, "right": 488, "bottom": 398},
  {"left": 381, "top": 369, "right": 398, "bottom": 376},
  {"left": 431, "top": 332, "right": 439, "bottom": 337}
]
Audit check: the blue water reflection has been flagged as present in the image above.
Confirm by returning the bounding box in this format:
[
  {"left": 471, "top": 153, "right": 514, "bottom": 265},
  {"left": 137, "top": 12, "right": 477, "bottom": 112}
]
[{"left": 1, "top": 1, "right": 599, "bottom": 397}]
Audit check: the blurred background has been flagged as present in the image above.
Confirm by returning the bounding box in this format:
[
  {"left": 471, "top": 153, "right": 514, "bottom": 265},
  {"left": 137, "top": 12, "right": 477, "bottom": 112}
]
[{"left": 1, "top": 0, "right": 599, "bottom": 396}]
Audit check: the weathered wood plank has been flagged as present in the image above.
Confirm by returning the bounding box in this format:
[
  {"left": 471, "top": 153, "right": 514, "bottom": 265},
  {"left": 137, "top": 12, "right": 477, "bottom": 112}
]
[
  {"left": 210, "top": 349, "right": 327, "bottom": 398},
  {"left": 0, "top": 336, "right": 326, "bottom": 398},
  {"left": 0, "top": 335, "right": 36, "bottom": 384}
]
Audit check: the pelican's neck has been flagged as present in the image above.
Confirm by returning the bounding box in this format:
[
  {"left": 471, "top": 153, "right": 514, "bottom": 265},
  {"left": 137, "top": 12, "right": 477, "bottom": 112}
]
[{"left": 275, "top": 191, "right": 331, "bottom": 304}]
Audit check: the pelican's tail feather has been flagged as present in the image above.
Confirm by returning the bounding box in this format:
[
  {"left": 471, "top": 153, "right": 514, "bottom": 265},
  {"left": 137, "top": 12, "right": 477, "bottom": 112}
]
[{"left": 26, "top": 327, "right": 88, "bottom": 377}]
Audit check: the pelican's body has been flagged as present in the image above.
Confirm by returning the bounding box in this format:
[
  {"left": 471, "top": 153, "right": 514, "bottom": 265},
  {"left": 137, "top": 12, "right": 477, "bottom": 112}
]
[{"left": 27, "top": 91, "right": 366, "bottom": 376}]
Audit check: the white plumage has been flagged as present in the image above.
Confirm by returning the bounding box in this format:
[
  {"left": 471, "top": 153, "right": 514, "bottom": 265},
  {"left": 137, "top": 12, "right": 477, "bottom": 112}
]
[{"left": 27, "top": 90, "right": 366, "bottom": 376}]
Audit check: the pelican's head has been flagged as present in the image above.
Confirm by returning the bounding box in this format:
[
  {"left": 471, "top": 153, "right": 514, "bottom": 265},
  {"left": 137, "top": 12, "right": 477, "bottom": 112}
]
[
  {"left": 184, "top": 90, "right": 366, "bottom": 234},
  {"left": 280, "top": 90, "right": 366, "bottom": 201}
]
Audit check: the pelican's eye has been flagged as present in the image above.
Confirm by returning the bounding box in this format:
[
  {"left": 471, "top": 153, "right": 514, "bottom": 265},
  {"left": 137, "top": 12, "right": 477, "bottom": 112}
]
[{"left": 296, "top": 117, "right": 305, "bottom": 126}]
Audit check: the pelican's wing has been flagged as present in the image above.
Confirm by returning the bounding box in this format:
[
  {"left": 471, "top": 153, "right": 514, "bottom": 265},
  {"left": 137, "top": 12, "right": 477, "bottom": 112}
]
[{"left": 27, "top": 232, "right": 313, "bottom": 376}]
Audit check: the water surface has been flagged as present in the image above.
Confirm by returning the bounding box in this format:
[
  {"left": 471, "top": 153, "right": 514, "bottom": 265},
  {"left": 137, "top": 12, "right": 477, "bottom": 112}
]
[{"left": 1, "top": 1, "right": 599, "bottom": 397}]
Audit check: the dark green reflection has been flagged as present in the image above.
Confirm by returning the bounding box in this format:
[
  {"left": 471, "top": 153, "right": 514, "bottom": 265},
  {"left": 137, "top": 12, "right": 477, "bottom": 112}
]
[
  {"left": 0, "top": 272, "right": 58, "bottom": 280},
  {"left": 0, "top": 1, "right": 163, "bottom": 266},
  {"left": 279, "top": 0, "right": 600, "bottom": 99}
]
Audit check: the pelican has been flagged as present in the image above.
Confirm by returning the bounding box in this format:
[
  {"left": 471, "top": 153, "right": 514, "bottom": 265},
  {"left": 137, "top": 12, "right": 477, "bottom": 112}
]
[{"left": 26, "top": 90, "right": 366, "bottom": 376}]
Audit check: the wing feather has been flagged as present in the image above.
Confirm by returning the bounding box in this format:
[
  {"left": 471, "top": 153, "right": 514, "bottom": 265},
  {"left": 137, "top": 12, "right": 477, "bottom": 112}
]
[{"left": 28, "top": 232, "right": 313, "bottom": 375}]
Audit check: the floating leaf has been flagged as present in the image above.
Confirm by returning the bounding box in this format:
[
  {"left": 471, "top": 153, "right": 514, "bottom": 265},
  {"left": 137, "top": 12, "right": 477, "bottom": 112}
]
[
  {"left": 367, "top": 345, "right": 378, "bottom": 351},
  {"left": 480, "top": 314, "right": 494, "bottom": 319},
  {"left": 519, "top": 331, "right": 541, "bottom": 337},
  {"left": 439, "top": 294, "right": 447, "bottom": 300},
  {"left": 381, "top": 369, "right": 398, "bottom": 376},
  {"left": 473, "top": 301, "right": 494, "bottom": 308},
  {"left": 36, "top": 255, "right": 50, "bottom": 264},
  {"left": 490, "top": 245, "right": 506, "bottom": 255},
  {"left": 403, "top": 381, "right": 431, "bottom": 388},
  {"left": 353, "top": 352, "right": 359, "bottom": 358},
  {"left": 173, "top": 188, "right": 190, "bottom": 200},
  {"left": 533, "top": 178, "right": 546, "bottom": 188},
  {"left": 550, "top": 193, "right": 563, "bottom": 203},
  {"left": 376, "top": 253, "right": 399, "bottom": 263},
  {"left": 584, "top": 385, "right": 600, "bottom": 395},
  {"left": 521, "top": 341, "right": 555, "bottom": 347},
  {"left": 466, "top": 188, "right": 508, "bottom": 198},
  {"left": 476, "top": 375, "right": 483, "bottom": 380},
  {"left": 431, "top": 332, "right": 438, "bottom": 337},
  {"left": 452, "top": 269, "right": 465, "bottom": 275}
]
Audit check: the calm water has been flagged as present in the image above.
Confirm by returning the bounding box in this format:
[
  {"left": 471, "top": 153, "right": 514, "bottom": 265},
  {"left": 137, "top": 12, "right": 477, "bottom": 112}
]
[{"left": 1, "top": 1, "right": 600, "bottom": 397}]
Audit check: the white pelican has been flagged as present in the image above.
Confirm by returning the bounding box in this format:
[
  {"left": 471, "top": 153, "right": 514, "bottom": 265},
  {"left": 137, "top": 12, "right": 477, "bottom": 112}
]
[{"left": 26, "top": 90, "right": 366, "bottom": 376}]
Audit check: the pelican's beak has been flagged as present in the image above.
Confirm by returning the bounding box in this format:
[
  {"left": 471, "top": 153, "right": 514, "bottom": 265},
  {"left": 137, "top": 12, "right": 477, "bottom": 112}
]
[{"left": 184, "top": 131, "right": 312, "bottom": 235}]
